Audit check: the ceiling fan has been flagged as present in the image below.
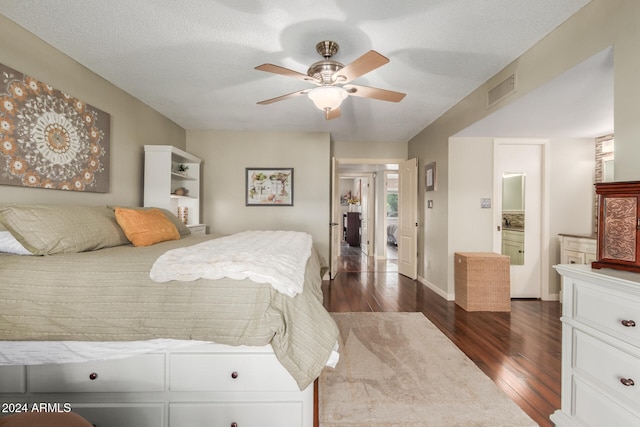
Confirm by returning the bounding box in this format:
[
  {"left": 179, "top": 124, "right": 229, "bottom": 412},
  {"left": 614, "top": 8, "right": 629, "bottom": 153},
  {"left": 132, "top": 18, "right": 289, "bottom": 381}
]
[{"left": 255, "top": 41, "right": 406, "bottom": 120}]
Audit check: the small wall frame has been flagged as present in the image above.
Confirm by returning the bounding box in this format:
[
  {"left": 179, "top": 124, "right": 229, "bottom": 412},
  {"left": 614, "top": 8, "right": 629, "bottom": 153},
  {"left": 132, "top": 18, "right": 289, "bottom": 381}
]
[
  {"left": 246, "top": 167, "right": 294, "bottom": 206},
  {"left": 425, "top": 162, "right": 436, "bottom": 192}
]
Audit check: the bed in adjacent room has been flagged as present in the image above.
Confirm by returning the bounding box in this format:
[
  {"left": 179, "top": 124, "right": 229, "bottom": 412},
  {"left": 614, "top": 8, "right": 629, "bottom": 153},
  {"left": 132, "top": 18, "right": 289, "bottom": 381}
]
[{"left": 0, "top": 204, "right": 339, "bottom": 427}]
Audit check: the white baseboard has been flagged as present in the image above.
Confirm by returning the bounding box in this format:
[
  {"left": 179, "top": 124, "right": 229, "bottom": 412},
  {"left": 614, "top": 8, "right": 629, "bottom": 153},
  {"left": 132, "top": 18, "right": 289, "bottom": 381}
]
[{"left": 418, "top": 275, "right": 455, "bottom": 301}]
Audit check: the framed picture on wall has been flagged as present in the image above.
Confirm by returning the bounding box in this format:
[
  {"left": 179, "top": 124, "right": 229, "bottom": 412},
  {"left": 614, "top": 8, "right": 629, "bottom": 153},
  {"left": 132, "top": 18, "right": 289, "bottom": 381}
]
[
  {"left": 425, "top": 162, "right": 436, "bottom": 191},
  {"left": 246, "top": 168, "right": 294, "bottom": 206}
]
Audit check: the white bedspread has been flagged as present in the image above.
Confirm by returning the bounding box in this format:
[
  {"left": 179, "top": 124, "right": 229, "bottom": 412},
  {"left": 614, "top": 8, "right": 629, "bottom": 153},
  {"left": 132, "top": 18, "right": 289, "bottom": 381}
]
[{"left": 150, "top": 230, "right": 312, "bottom": 297}]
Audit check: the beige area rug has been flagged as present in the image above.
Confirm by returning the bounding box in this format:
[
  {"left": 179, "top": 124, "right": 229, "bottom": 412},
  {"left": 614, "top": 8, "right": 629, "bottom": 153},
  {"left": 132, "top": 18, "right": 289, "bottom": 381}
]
[{"left": 319, "top": 312, "right": 537, "bottom": 427}]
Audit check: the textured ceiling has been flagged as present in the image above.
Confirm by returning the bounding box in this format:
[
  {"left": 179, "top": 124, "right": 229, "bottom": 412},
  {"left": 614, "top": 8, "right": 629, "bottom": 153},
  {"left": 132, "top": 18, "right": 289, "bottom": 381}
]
[{"left": 0, "top": 0, "right": 592, "bottom": 142}]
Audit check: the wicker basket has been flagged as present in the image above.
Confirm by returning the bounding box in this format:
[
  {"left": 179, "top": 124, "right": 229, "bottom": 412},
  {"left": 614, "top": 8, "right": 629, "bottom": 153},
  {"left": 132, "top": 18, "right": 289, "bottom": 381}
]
[{"left": 454, "top": 252, "right": 511, "bottom": 312}]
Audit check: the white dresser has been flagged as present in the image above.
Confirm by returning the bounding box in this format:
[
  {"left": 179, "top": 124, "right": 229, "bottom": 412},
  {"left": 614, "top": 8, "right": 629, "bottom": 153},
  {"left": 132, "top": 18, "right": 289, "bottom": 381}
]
[
  {"left": 552, "top": 264, "right": 640, "bottom": 426},
  {"left": 558, "top": 234, "right": 597, "bottom": 265},
  {"left": 0, "top": 343, "right": 313, "bottom": 427}
]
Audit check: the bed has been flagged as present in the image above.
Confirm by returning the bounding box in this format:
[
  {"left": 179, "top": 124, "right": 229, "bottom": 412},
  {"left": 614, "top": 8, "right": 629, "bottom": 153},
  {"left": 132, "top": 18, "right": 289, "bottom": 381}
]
[{"left": 0, "top": 204, "right": 339, "bottom": 427}]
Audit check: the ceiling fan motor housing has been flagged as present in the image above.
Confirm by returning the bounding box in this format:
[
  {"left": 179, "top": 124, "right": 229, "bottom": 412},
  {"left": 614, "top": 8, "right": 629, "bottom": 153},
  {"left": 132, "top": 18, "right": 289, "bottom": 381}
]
[
  {"left": 307, "top": 60, "right": 344, "bottom": 84},
  {"left": 306, "top": 40, "right": 346, "bottom": 84}
]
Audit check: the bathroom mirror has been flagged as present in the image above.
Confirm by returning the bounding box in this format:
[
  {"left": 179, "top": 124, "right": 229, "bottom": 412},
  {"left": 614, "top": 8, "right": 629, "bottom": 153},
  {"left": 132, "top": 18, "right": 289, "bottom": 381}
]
[{"left": 501, "top": 173, "right": 525, "bottom": 265}]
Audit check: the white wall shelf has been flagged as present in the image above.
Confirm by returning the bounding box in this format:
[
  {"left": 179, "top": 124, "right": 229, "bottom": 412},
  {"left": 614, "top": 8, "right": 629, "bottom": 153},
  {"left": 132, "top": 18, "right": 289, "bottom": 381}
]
[{"left": 143, "top": 145, "right": 204, "bottom": 232}]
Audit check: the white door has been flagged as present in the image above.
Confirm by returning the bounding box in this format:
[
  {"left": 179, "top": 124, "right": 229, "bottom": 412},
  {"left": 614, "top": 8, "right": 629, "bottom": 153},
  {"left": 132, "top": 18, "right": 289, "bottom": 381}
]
[
  {"left": 493, "top": 141, "right": 543, "bottom": 298},
  {"left": 330, "top": 157, "right": 340, "bottom": 279},
  {"left": 398, "top": 158, "right": 418, "bottom": 279}
]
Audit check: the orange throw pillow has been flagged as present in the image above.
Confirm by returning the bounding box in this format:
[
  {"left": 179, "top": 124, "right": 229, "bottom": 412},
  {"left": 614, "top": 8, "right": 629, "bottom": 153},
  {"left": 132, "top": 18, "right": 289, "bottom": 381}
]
[{"left": 114, "top": 207, "right": 180, "bottom": 247}]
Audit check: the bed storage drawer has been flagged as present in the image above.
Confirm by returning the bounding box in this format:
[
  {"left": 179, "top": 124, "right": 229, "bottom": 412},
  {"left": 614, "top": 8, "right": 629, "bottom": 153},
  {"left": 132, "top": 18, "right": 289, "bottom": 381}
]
[
  {"left": 72, "top": 403, "right": 164, "bottom": 427},
  {"left": 169, "top": 402, "right": 302, "bottom": 426},
  {"left": 169, "top": 352, "right": 298, "bottom": 392},
  {"left": 28, "top": 354, "right": 165, "bottom": 393},
  {"left": 0, "top": 366, "right": 25, "bottom": 393}
]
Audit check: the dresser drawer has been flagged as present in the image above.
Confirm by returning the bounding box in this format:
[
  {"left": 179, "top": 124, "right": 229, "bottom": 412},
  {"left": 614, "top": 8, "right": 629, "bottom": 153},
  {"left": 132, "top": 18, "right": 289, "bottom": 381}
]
[
  {"left": 169, "top": 352, "right": 298, "bottom": 392},
  {"left": 574, "top": 281, "right": 640, "bottom": 344},
  {"left": 72, "top": 403, "right": 164, "bottom": 427},
  {"left": 169, "top": 402, "right": 302, "bottom": 427},
  {"left": 0, "top": 366, "right": 25, "bottom": 393},
  {"left": 574, "top": 330, "right": 640, "bottom": 406},
  {"left": 563, "top": 236, "right": 596, "bottom": 253},
  {"left": 28, "top": 354, "right": 165, "bottom": 393},
  {"left": 574, "top": 376, "right": 640, "bottom": 427}
]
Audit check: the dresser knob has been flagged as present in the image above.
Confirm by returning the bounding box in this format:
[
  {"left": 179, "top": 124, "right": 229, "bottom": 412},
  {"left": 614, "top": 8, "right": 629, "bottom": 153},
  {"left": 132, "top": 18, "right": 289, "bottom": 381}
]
[
  {"left": 231, "top": 371, "right": 239, "bottom": 379},
  {"left": 89, "top": 372, "right": 98, "bottom": 380},
  {"left": 231, "top": 423, "right": 238, "bottom": 427},
  {"left": 621, "top": 320, "right": 636, "bottom": 327},
  {"left": 620, "top": 378, "right": 635, "bottom": 387}
]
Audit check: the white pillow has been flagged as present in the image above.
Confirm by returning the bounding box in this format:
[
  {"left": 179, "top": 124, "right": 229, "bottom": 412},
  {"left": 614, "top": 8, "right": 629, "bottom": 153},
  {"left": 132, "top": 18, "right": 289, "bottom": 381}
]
[{"left": 0, "top": 230, "right": 32, "bottom": 255}]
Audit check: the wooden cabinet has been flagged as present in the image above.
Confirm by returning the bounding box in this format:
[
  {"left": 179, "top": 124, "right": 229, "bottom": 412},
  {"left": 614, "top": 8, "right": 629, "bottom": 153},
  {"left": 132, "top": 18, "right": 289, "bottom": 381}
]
[
  {"left": 552, "top": 264, "right": 640, "bottom": 426},
  {"left": 143, "top": 145, "right": 205, "bottom": 231},
  {"left": 0, "top": 344, "right": 314, "bottom": 427},
  {"left": 344, "top": 212, "right": 360, "bottom": 246},
  {"left": 592, "top": 181, "right": 640, "bottom": 272}
]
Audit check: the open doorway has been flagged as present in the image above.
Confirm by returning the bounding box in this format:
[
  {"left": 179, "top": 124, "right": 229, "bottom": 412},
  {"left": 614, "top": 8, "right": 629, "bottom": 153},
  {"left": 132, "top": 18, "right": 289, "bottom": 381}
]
[
  {"left": 384, "top": 171, "right": 398, "bottom": 261},
  {"left": 330, "top": 159, "right": 406, "bottom": 275}
]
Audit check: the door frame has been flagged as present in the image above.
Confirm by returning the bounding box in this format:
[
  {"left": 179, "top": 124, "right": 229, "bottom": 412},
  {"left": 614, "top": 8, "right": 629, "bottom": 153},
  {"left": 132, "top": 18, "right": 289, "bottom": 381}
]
[
  {"left": 492, "top": 139, "right": 551, "bottom": 300},
  {"left": 330, "top": 158, "right": 405, "bottom": 278}
]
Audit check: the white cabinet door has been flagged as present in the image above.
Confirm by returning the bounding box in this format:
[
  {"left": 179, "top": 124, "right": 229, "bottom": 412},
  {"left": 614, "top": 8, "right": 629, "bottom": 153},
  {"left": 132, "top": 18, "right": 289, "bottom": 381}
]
[
  {"left": 170, "top": 402, "right": 302, "bottom": 427},
  {"left": 28, "top": 354, "right": 165, "bottom": 393},
  {"left": 0, "top": 366, "right": 25, "bottom": 393},
  {"left": 73, "top": 404, "right": 165, "bottom": 427}
]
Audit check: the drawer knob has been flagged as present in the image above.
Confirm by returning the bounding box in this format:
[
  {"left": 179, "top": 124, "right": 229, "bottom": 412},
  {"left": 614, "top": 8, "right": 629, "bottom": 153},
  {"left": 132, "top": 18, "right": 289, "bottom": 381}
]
[
  {"left": 620, "top": 378, "right": 635, "bottom": 387},
  {"left": 89, "top": 372, "right": 98, "bottom": 380},
  {"left": 231, "top": 371, "right": 239, "bottom": 379},
  {"left": 231, "top": 423, "right": 238, "bottom": 427},
  {"left": 621, "top": 319, "right": 636, "bottom": 327}
]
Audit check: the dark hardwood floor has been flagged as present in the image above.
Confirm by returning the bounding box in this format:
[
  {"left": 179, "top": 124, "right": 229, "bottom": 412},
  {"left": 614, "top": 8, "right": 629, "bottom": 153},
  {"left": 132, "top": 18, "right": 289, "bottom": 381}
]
[{"left": 322, "top": 245, "right": 561, "bottom": 427}]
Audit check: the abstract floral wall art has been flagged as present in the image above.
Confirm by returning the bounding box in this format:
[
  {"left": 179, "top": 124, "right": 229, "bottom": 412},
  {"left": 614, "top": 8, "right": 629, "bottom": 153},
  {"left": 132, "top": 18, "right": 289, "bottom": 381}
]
[{"left": 0, "top": 63, "right": 110, "bottom": 192}]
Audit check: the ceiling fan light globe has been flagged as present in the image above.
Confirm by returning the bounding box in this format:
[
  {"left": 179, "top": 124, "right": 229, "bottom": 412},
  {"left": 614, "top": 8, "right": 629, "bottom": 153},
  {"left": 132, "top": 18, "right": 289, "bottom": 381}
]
[{"left": 308, "top": 86, "right": 348, "bottom": 111}]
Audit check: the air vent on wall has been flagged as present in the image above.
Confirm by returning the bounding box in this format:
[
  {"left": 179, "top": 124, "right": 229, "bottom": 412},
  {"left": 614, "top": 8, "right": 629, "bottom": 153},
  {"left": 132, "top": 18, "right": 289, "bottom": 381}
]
[{"left": 488, "top": 73, "right": 516, "bottom": 107}]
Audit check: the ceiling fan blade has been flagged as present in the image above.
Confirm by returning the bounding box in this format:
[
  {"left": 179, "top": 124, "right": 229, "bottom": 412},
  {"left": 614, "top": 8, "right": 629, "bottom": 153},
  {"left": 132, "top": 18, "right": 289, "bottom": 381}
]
[
  {"left": 326, "top": 108, "right": 341, "bottom": 120},
  {"left": 333, "top": 50, "right": 389, "bottom": 84},
  {"left": 344, "top": 84, "right": 406, "bottom": 102},
  {"left": 257, "top": 89, "right": 309, "bottom": 105},
  {"left": 255, "top": 64, "right": 315, "bottom": 83}
]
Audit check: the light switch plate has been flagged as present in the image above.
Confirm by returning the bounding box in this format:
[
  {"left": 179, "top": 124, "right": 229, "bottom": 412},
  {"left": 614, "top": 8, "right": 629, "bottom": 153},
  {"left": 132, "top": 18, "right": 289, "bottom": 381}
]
[
  {"left": 480, "top": 198, "right": 492, "bottom": 208},
  {"left": 427, "top": 200, "right": 433, "bottom": 208}
]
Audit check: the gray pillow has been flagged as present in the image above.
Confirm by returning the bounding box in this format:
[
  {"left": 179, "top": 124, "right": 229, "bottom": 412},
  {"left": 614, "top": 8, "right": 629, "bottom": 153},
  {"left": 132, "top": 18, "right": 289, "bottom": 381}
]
[{"left": 0, "top": 204, "right": 129, "bottom": 255}]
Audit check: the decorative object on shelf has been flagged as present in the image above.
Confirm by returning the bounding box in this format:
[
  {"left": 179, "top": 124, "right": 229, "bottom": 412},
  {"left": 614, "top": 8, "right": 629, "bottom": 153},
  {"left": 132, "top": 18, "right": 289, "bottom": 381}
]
[
  {"left": 347, "top": 196, "right": 360, "bottom": 212},
  {"left": 0, "top": 62, "right": 110, "bottom": 192},
  {"left": 246, "top": 167, "right": 293, "bottom": 206},
  {"left": 172, "top": 187, "right": 189, "bottom": 196},
  {"left": 175, "top": 164, "right": 189, "bottom": 176},
  {"left": 425, "top": 161, "right": 436, "bottom": 192},
  {"left": 177, "top": 206, "right": 188, "bottom": 224}
]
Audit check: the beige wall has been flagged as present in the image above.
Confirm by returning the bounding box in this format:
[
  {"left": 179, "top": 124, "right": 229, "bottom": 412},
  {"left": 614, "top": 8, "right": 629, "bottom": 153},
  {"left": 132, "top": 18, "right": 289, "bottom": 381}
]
[
  {"left": 0, "top": 14, "right": 185, "bottom": 206},
  {"left": 187, "top": 130, "right": 331, "bottom": 261},
  {"left": 409, "top": 0, "right": 632, "bottom": 297},
  {"left": 447, "top": 137, "right": 594, "bottom": 299},
  {"left": 332, "top": 139, "right": 407, "bottom": 160}
]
